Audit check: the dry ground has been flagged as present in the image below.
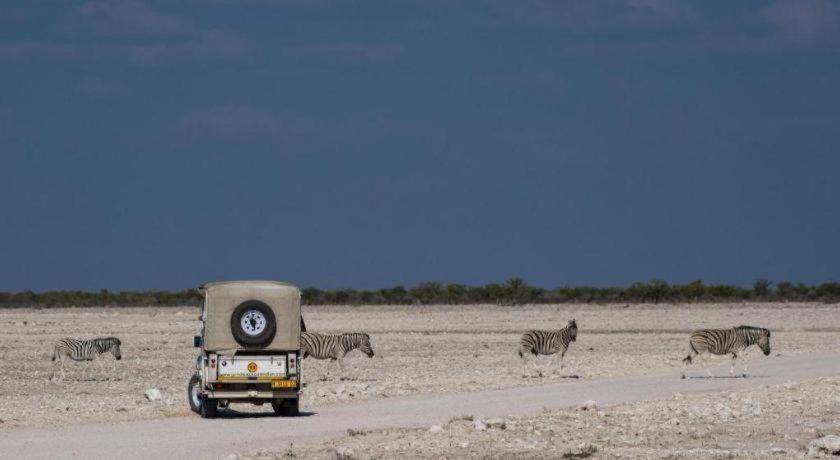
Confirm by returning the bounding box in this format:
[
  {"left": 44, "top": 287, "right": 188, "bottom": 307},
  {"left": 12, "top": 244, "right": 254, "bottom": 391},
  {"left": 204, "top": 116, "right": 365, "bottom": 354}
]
[
  {"left": 249, "top": 377, "right": 840, "bottom": 459},
  {"left": 0, "top": 303, "right": 838, "bottom": 431}
]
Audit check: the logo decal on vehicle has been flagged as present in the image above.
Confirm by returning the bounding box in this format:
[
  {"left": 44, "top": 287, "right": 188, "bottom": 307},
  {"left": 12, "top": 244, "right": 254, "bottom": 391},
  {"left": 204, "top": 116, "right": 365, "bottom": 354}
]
[{"left": 247, "top": 362, "right": 258, "bottom": 373}]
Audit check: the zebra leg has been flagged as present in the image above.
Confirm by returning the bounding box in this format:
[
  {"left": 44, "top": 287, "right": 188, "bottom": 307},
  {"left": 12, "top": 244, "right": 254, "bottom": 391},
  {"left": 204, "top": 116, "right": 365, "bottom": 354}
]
[
  {"left": 741, "top": 352, "right": 749, "bottom": 377},
  {"left": 699, "top": 352, "right": 713, "bottom": 377},
  {"left": 50, "top": 351, "right": 61, "bottom": 382},
  {"left": 680, "top": 351, "right": 695, "bottom": 379},
  {"left": 559, "top": 348, "right": 568, "bottom": 370},
  {"left": 338, "top": 357, "right": 347, "bottom": 380},
  {"left": 730, "top": 353, "right": 737, "bottom": 376},
  {"left": 324, "top": 359, "right": 336, "bottom": 381},
  {"left": 96, "top": 355, "right": 106, "bottom": 380},
  {"left": 520, "top": 352, "right": 529, "bottom": 378}
]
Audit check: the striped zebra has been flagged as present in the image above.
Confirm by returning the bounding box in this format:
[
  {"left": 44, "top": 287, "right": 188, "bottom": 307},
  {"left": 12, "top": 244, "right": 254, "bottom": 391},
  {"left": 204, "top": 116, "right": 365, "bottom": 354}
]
[
  {"left": 50, "top": 337, "right": 122, "bottom": 382},
  {"left": 300, "top": 332, "right": 375, "bottom": 380},
  {"left": 680, "top": 325, "right": 771, "bottom": 379},
  {"left": 518, "top": 319, "right": 577, "bottom": 377}
]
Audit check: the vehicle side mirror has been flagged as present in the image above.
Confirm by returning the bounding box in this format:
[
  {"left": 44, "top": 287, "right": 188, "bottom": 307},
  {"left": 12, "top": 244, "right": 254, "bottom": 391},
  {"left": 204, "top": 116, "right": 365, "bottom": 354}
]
[{"left": 193, "top": 335, "right": 203, "bottom": 348}]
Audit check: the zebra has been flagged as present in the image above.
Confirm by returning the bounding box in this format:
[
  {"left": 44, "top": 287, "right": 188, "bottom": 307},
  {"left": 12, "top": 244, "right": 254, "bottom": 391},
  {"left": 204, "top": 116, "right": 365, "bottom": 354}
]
[
  {"left": 50, "top": 337, "right": 122, "bottom": 382},
  {"left": 300, "top": 332, "right": 375, "bottom": 380},
  {"left": 680, "top": 325, "right": 771, "bottom": 379},
  {"left": 518, "top": 319, "right": 577, "bottom": 377}
]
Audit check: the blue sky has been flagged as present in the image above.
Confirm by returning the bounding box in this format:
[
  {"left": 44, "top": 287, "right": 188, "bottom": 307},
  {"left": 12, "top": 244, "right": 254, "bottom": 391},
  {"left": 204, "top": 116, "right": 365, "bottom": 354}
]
[{"left": 2, "top": 0, "right": 839, "bottom": 291}]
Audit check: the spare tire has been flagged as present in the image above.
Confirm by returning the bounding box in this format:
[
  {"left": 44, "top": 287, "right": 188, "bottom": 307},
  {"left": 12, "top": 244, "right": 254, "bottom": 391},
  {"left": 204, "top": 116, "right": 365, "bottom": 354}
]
[{"left": 230, "top": 300, "right": 276, "bottom": 347}]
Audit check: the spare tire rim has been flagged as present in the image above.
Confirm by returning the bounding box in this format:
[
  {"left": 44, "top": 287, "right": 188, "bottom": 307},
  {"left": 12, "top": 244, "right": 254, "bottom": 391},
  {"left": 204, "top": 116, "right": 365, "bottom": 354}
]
[{"left": 240, "top": 309, "right": 267, "bottom": 336}]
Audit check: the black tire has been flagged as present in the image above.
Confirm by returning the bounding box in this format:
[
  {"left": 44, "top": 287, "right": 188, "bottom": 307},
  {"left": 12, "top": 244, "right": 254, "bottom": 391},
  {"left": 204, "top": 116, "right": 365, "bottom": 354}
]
[
  {"left": 271, "top": 398, "right": 299, "bottom": 417},
  {"left": 230, "top": 300, "right": 276, "bottom": 348},
  {"left": 199, "top": 396, "right": 218, "bottom": 418},
  {"left": 188, "top": 374, "right": 202, "bottom": 414}
]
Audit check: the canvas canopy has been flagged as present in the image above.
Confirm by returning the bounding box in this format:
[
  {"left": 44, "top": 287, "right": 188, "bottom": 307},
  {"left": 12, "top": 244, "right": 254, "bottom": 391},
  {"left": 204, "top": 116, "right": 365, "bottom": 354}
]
[{"left": 200, "top": 280, "right": 301, "bottom": 352}]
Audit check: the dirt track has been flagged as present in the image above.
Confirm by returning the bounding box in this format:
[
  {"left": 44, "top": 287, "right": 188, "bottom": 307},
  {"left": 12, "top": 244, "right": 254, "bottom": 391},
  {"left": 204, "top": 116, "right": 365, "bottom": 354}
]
[{"left": 1, "top": 352, "right": 839, "bottom": 459}]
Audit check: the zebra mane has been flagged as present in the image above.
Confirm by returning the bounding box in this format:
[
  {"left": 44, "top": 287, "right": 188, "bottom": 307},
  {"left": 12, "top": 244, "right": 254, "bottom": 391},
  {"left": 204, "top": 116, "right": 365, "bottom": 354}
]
[
  {"left": 734, "top": 325, "right": 770, "bottom": 336},
  {"left": 95, "top": 337, "right": 121, "bottom": 346}
]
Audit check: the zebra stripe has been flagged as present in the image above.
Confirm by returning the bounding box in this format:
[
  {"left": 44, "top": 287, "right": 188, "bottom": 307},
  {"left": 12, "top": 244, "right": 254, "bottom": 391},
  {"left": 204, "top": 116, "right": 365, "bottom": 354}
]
[
  {"left": 681, "top": 325, "right": 771, "bottom": 378},
  {"left": 300, "top": 332, "right": 375, "bottom": 360}
]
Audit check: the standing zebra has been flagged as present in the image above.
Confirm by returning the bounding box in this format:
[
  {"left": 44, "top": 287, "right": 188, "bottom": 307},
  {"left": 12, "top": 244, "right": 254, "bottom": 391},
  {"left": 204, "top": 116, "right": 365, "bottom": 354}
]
[
  {"left": 680, "top": 325, "right": 771, "bottom": 379},
  {"left": 300, "top": 332, "right": 375, "bottom": 380},
  {"left": 518, "top": 319, "right": 577, "bottom": 377},
  {"left": 50, "top": 337, "right": 122, "bottom": 382}
]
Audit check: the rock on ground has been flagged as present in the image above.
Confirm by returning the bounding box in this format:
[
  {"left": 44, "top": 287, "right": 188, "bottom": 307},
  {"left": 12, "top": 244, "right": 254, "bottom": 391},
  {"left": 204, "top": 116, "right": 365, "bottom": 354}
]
[{"left": 807, "top": 435, "right": 840, "bottom": 456}]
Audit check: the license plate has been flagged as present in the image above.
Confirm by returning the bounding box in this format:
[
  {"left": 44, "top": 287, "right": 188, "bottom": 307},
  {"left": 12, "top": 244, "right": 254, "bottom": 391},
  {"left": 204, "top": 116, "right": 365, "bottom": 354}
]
[{"left": 272, "top": 379, "right": 297, "bottom": 389}]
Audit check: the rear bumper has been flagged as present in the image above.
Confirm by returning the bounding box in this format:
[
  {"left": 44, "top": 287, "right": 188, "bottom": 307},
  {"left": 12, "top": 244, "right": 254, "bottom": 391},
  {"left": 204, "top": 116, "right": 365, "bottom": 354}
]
[{"left": 207, "top": 390, "right": 299, "bottom": 399}]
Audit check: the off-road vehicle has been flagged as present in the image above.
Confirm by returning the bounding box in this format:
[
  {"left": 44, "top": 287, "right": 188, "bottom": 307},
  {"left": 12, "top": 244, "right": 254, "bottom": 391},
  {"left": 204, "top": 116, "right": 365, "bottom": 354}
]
[{"left": 188, "top": 280, "right": 302, "bottom": 418}]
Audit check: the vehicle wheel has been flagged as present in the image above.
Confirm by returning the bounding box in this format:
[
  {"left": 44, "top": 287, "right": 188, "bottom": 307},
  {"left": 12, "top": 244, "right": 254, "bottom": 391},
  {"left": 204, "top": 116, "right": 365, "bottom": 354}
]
[
  {"left": 188, "top": 374, "right": 202, "bottom": 414},
  {"left": 271, "top": 398, "right": 299, "bottom": 417},
  {"left": 230, "top": 300, "right": 276, "bottom": 348},
  {"left": 200, "top": 396, "right": 218, "bottom": 418}
]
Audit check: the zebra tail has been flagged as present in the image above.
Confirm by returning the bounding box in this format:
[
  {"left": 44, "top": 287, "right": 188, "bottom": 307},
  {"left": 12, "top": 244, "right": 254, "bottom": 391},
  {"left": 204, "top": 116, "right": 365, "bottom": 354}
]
[
  {"left": 51, "top": 346, "right": 57, "bottom": 361},
  {"left": 682, "top": 354, "right": 692, "bottom": 364}
]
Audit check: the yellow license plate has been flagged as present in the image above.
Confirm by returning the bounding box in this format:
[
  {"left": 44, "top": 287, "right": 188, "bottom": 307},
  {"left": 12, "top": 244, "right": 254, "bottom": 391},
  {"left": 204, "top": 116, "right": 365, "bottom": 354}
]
[{"left": 271, "top": 379, "right": 297, "bottom": 389}]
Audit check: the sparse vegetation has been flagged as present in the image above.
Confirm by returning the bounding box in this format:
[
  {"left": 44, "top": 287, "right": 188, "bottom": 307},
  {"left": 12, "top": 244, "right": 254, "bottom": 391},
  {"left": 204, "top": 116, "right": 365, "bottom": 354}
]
[{"left": 1, "top": 279, "right": 839, "bottom": 308}]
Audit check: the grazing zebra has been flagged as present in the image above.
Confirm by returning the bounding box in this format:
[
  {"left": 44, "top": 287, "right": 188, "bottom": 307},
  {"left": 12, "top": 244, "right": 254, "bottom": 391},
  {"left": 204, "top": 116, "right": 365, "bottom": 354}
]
[
  {"left": 680, "top": 326, "right": 771, "bottom": 379},
  {"left": 50, "top": 337, "right": 122, "bottom": 382},
  {"left": 518, "top": 319, "right": 577, "bottom": 377},
  {"left": 300, "top": 332, "right": 375, "bottom": 380}
]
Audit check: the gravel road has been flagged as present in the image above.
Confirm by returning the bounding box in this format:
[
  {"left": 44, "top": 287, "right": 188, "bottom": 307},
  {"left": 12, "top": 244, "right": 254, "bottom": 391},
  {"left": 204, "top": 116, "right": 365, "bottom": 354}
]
[{"left": 3, "top": 351, "right": 839, "bottom": 459}]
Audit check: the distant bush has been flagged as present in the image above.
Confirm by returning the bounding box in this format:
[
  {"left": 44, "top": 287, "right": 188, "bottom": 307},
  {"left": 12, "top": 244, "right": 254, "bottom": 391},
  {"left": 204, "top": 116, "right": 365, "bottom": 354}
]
[{"left": 1, "top": 280, "right": 838, "bottom": 308}]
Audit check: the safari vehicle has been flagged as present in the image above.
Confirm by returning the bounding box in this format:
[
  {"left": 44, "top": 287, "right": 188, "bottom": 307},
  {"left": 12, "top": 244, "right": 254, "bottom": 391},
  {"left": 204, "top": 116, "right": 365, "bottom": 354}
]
[{"left": 188, "top": 280, "right": 302, "bottom": 418}]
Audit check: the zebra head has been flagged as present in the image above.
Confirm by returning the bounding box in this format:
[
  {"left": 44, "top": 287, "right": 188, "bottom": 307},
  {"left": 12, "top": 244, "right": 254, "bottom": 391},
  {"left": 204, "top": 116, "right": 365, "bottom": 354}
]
[
  {"left": 358, "top": 333, "right": 375, "bottom": 358},
  {"left": 108, "top": 337, "right": 123, "bottom": 360},
  {"left": 757, "top": 329, "right": 771, "bottom": 356},
  {"left": 567, "top": 319, "right": 578, "bottom": 342}
]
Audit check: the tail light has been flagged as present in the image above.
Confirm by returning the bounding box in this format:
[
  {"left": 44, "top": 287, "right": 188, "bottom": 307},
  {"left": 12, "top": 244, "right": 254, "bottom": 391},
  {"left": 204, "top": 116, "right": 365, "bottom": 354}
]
[{"left": 288, "top": 353, "right": 297, "bottom": 374}]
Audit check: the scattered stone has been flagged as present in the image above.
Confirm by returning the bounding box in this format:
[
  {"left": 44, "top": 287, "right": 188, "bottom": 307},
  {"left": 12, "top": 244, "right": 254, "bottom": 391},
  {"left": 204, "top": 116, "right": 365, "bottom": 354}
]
[
  {"left": 770, "top": 447, "right": 786, "bottom": 455},
  {"left": 316, "top": 389, "right": 327, "bottom": 398},
  {"left": 578, "top": 400, "right": 597, "bottom": 411},
  {"left": 346, "top": 428, "right": 368, "bottom": 437},
  {"left": 474, "top": 419, "right": 487, "bottom": 431},
  {"left": 485, "top": 417, "right": 507, "bottom": 430},
  {"left": 144, "top": 389, "right": 162, "bottom": 402},
  {"left": 807, "top": 435, "right": 840, "bottom": 456},
  {"left": 224, "top": 454, "right": 238, "bottom": 460},
  {"left": 429, "top": 425, "right": 444, "bottom": 433}
]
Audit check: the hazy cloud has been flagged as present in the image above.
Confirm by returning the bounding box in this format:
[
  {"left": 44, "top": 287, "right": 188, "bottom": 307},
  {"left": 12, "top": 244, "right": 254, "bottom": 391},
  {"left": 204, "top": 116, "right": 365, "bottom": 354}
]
[
  {"left": 0, "top": 42, "right": 83, "bottom": 60},
  {"left": 127, "top": 29, "right": 250, "bottom": 64},
  {"left": 285, "top": 43, "right": 404, "bottom": 63},
  {"left": 761, "top": 0, "right": 840, "bottom": 43},
  {"left": 179, "top": 106, "right": 288, "bottom": 143},
  {"left": 0, "top": 29, "right": 249, "bottom": 64},
  {"left": 485, "top": 0, "right": 695, "bottom": 29},
  {"left": 69, "top": 0, "right": 190, "bottom": 36},
  {"left": 74, "top": 76, "right": 127, "bottom": 98}
]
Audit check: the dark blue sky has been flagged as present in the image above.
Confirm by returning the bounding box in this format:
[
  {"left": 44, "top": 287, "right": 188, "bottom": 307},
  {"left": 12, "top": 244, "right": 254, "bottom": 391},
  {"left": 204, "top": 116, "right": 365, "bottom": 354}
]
[{"left": 2, "top": 0, "right": 839, "bottom": 291}]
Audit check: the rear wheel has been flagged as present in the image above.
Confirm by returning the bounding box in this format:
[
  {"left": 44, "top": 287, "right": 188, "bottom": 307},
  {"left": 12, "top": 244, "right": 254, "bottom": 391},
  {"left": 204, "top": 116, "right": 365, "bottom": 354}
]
[
  {"left": 187, "top": 374, "right": 202, "bottom": 414},
  {"left": 271, "top": 398, "right": 299, "bottom": 416},
  {"left": 200, "top": 396, "right": 218, "bottom": 418}
]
